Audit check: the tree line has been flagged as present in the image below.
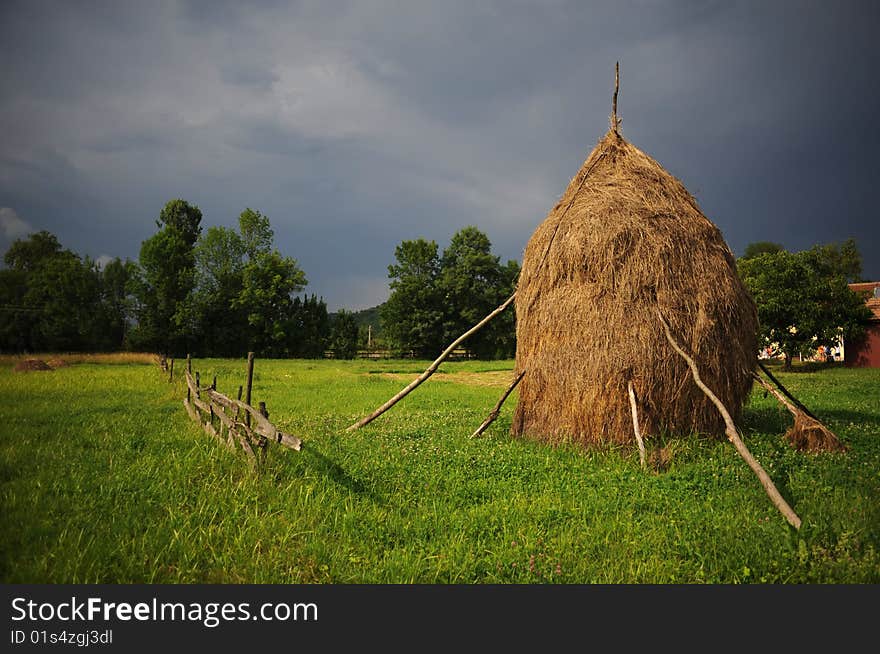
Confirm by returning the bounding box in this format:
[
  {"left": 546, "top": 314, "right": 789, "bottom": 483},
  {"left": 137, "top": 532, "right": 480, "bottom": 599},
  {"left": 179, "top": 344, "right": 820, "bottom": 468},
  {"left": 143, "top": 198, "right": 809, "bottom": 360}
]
[
  {"left": 0, "top": 201, "right": 519, "bottom": 359},
  {"left": 0, "top": 198, "right": 870, "bottom": 364},
  {"left": 0, "top": 200, "right": 350, "bottom": 358}
]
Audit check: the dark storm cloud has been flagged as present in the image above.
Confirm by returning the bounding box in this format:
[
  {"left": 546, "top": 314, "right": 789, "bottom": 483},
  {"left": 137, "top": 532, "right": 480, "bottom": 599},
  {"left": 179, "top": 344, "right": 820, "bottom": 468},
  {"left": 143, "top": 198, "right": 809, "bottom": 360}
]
[{"left": 1, "top": 0, "right": 878, "bottom": 308}]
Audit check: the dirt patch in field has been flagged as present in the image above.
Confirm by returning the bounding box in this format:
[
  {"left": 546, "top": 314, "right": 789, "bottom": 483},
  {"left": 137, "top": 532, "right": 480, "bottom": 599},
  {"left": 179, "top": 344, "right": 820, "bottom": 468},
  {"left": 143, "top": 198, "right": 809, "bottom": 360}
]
[
  {"left": 14, "top": 358, "right": 53, "bottom": 372},
  {"left": 371, "top": 370, "right": 515, "bottom": 388}
]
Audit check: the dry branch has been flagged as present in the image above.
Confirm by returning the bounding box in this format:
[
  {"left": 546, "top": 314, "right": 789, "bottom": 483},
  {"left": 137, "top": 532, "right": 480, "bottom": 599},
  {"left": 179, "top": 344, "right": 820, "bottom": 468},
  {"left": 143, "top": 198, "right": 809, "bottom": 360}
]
[
  {"left": 346, "top": 292, "right": 517, "bottom": 431},
  {"left": 756, "top": 361, "right": 817, "bottom": 419},
  {"left": 659, "top": 311, "right": 801, "bottom": 530},
  {"left": 470, "top": 370, "right": 526, "bottom": 438},
  {"left": 627, "top": 381, "right": 647, "bottom": 470}
]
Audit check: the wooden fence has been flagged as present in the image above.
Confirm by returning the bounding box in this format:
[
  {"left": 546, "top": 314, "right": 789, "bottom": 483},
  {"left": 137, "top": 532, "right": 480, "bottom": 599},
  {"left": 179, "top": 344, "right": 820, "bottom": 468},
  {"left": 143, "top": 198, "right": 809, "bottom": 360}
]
[{"left": 160, "top": 353, "right": 302, "bottom": 470}]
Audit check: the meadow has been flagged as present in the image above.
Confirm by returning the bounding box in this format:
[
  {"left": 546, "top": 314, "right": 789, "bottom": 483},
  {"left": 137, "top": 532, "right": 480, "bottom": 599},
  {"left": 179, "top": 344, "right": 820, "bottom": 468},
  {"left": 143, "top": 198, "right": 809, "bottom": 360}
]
[{"left": 1, "top": 355, "right": 877, "bottom": 583}]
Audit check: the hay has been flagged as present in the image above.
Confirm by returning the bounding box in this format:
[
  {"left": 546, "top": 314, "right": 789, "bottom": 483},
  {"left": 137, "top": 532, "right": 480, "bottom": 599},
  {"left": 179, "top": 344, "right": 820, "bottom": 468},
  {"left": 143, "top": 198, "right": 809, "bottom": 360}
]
[
  {"left": 784, "top": 413, "right": 848, "bottom": 454},
  {"left": 512, "top": 129, "right": 758, "bottom": 446},
  {"left": 14, "top": 358, "right": 53, "bottom": 372},
  {"left": 46, "top": 358, "right": 69, "bottom": 368}
]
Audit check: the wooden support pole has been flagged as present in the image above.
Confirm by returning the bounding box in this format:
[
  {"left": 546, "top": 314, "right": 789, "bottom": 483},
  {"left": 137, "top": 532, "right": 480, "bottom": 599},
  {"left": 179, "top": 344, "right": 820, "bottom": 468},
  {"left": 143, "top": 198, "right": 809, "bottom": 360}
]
[
  {"left": 659, "top": 311, "right": 801, "bottom": 529},
  {"left": 756, "top": 361, "right": 817, "bottom": 419},
  {"left": 470, "top": 370, "right": 525, "bottom": 438},
  {"left": 245, "top": 352, "right": 255, "bottom": 428},
  {"left": 627, "top": 381, "right": 647, "bottom": 470},
  {"left": 168, "top": 358, "right": 174, "bottom": 382},
  {"left": 186, "top": 355, "right": 192, "bottom": 401},
  {"left": 347, "top": 292, "right": 516, "bottom": 432},
  {"left": 612, "top": 61, "right": 620, "bottom": 134},
  {"left": 258, "top": 401, "right": 270, "bottom": 464}
]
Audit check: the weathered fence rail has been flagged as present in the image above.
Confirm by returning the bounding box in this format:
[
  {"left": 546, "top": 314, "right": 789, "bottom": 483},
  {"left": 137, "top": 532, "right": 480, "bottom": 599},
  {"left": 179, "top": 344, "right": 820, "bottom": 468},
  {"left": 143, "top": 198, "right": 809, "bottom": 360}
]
[{"left": 172, "top": 352, "right": 302, "bottom": 471}]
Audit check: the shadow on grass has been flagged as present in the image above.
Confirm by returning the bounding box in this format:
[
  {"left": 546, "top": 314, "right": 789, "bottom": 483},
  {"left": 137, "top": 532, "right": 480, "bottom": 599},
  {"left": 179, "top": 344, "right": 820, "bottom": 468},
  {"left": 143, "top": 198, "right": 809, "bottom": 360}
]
[
  {"left": 815, "top": 408, "right": 880, "bottom": 430},
  {"left": 741, "top": 406, "right": 790, "bottom": 435},
  {"left": 300, "top": 446, "right": 380, "bottom": 502}
]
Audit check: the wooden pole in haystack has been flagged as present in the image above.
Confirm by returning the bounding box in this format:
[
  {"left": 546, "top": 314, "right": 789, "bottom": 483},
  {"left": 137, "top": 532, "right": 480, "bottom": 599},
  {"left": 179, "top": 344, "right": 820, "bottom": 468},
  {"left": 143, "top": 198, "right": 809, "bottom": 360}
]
[
  {"left": 627, "top": 381, "right": 647, "bottom": 470},
  {"left": 659, "top": 312, "right": 801, "bottom": 529},
  {"left": 611, "top": 61, "right": 621, "bottom": 135},
  {"left": 346, "top": 292, "right": 516, "bottom": 431}
]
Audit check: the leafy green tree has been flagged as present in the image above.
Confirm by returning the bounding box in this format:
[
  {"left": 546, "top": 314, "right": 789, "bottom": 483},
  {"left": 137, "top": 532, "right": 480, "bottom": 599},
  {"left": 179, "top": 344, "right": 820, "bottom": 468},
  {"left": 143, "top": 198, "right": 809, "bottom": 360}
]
[
  {"left": 807, "top": 238, "right": 864, "bottom": 283},
  {"left": 99, "top": 257, "right": 137, "bottom": 350},
  {"left": 381, "top": 238, "right": 444, "bottom": 357},
  {"left": 3, "top": 230, "right": 63, "bottom": 271},
  {"left": 438, "top": 226, "right": 518, "bottom": 359},
  {"left": 191, "top": 226, "right": 247, "bottom": 356},
  {"left": 739, "top": 247, "right": 872, "bottom": 369},
  {"left": 234, "top": 250, "right": 307, "bottom": 357},
  {"left": 134, "top": 199, "right": 203, "bottom": 355},
  {"left": 742, "top": 241, "right": 785, "bottom": 260},
  {"left": 238, "top": 208, "right": 274, "bottom": 261},
  {"left": 0, "top": 232, "right": 111, "bottom": 352},
  {"left": 0, "top": 267, "right": 29, "bottom": 351},
  {"left": 289, "top": 294, "right": 329, "bottom": 358},
  {"left": 330, "top": 309, "right": 359, "bottom": 359}
]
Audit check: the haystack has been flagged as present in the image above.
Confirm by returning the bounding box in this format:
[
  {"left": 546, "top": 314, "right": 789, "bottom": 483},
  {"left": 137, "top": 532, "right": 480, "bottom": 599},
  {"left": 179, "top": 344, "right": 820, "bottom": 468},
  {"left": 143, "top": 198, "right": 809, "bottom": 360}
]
[{"left": 512, "top": 128, "right": 758, "bottom": 446}]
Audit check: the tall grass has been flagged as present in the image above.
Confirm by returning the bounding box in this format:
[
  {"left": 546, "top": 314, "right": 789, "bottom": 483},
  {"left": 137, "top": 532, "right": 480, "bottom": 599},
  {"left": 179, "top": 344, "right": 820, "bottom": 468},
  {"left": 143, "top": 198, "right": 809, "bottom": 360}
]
[{"left": 0, "top": 357, "right": 877, "bottom": 583}]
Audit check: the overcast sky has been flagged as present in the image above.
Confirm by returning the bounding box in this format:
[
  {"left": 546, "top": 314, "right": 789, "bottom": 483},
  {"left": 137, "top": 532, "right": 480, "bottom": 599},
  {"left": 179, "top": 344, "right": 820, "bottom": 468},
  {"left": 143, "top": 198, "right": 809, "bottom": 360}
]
[{"left": 2, "top": 1, "right": 878, "bottom": 310}]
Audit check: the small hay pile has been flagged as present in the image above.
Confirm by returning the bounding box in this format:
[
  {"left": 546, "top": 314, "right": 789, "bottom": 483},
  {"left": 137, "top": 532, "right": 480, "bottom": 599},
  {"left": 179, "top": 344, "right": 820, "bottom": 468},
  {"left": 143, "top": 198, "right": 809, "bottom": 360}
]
[
  {"left": 14, "top": 358, "right": 53, "bottom": 372},
  {"left": 46, "top": 358, "right": 69, "bottom": 368},
  {"left": 512, "top": 129, "right": 758, "bottom": 446},
  {"left": 785, "top": 413, "right": 848, "bottom": 453}
]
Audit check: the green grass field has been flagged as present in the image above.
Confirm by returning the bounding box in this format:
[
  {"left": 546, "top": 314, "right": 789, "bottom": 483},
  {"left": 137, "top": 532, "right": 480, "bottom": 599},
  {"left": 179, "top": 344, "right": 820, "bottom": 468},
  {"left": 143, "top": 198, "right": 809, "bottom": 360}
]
[{"left": 1, "top": 356, "right": 877, "bottom": 583}]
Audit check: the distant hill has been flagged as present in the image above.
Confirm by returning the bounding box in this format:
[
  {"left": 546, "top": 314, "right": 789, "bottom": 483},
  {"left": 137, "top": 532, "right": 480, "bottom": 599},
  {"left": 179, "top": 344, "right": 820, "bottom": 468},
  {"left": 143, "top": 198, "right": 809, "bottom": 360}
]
[
  {"left": 351, "top": 304, "right": 383, "bottom": 334},
  {"left": 330, "top": 304, "right": 384, "bottom": 337}
]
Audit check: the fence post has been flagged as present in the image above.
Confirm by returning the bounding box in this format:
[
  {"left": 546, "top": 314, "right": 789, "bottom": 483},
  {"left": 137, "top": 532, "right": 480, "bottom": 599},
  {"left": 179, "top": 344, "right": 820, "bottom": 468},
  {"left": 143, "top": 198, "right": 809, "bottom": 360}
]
[
  {"left": 258, "top": 401, "right": 270, "bottom": 464},
  {"left": 186, "top": 355, "right": 192, "bottom": 402},
  {"left": 168, "top": 358, "right": 174, "bottom": 383},
  {"left": 245, "top": 352, "right": 255, "bottom": 428}
]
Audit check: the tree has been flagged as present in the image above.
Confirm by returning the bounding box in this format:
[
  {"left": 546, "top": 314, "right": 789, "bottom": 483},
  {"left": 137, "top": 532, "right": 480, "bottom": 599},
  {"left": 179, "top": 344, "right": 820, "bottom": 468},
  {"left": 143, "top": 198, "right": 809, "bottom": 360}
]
[
  {"left": 739, "top": 247, "right": 872, "bottom": 369},
  {"left": 191, "top": 226, "right": 247, "bottom": 356},
  {"left": 807, "top": 238, "right": 864, "bottom": 283},
  {"left": 3, "top": 230, "right": 63, "bottom": 272},
  {"left": 289, "top": 294, "right": 329, "bottom": 358},
  {"left": 234, "top": 250, "right": 307, "bottom": 357},
  {"left": 99, "top": 257, "right": 137, "bottom": 350},
  {"left": 330, "top": 309, "right": 359, "bottom": 359},
  {"left": 0, "top": 232, "right": 108, "bottom": 352},
  {"left": 438, "top": 226, "right": 518, "bottom": 359},
  {"left": 381, "top": 239, "right": 444, "bottom": 357},
  {"left": 134, "top": 199, "right": 203, "bottom": 355},
  {"left": 742, "top": 241, "right": 785, "bottom": 260},
  {"left": 238, "top": 208, "right": 273, "bottom": 261}
]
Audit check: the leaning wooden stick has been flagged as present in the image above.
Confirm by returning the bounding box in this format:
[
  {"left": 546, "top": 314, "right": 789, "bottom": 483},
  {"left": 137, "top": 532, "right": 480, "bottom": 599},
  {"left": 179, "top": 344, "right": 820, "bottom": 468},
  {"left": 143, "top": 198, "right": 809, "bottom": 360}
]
[
  {"left": 347, "top": 292, "right": 517, "bottom": 431},
  {"left": 757, "top": 361, "right": 817, "bottom": 419},
  {"left": 470, "top": 370, "right": 526, "bottom": 438},
  {"left": 627, "top": 381, "right": 647, "bottom": 470},
  {"left": 659, "top": 311, "right": 802, "bottom": 529}
]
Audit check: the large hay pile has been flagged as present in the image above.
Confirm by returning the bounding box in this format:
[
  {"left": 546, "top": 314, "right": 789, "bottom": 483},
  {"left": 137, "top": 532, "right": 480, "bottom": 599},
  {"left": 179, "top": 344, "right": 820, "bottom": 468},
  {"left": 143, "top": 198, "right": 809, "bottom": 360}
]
[{"left": 512, "top": 129, "right": 758, "bottom": 446}]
